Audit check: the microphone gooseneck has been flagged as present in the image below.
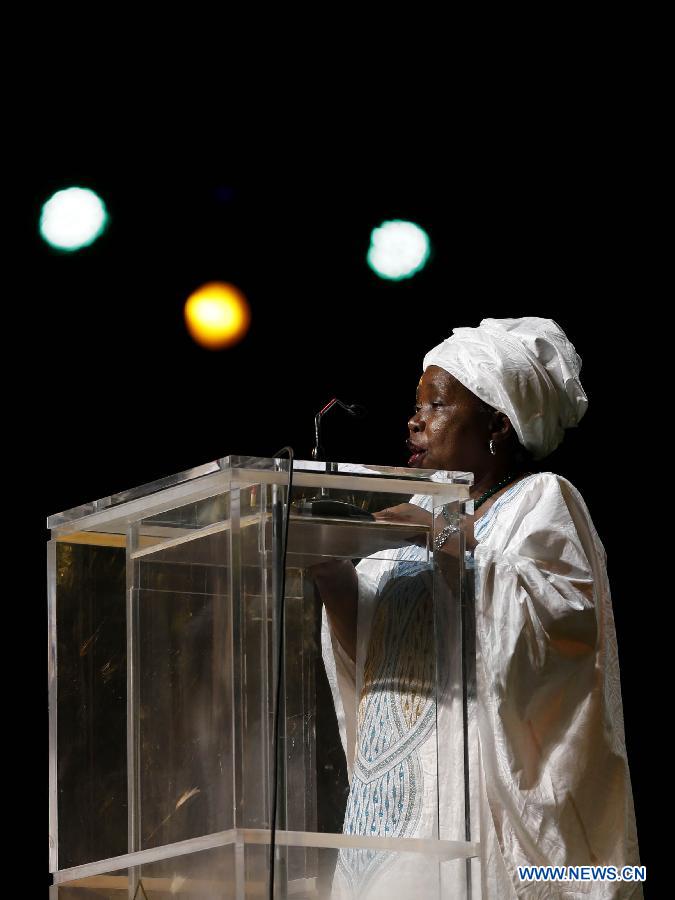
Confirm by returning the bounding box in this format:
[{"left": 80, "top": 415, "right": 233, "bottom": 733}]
[
  {"left": 312, "top": 398, "right": 367, "bottom": 462},
  {"left": 306, "top": 398, "right": 375, "bottom": 520}
]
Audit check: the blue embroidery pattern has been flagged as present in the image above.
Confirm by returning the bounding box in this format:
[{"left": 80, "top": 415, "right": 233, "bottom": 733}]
[
  {"left": 474, "top": 473, "right": 539, "bottom": 542},
  {"left": 337, "top": 559, "right": 436, "bottom": 895}
]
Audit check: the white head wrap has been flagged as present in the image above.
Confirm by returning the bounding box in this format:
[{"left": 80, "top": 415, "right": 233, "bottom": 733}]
[{"left": 422, "top": 317, "right": 588, "bottom": 460}]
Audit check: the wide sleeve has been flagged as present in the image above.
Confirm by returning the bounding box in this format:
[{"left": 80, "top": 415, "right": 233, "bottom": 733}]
[{"left": 473, "top": 473, "right": 641, "bottom": 899}]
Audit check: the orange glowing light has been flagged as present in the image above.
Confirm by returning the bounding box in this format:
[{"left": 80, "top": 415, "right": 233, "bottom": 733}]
[{"left": 184, "top": 282, "right": 251, "bottom": 349}]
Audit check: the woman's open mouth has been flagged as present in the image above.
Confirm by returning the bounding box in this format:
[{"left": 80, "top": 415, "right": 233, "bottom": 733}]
[{"left": 407, "top": 449, "right": 428, "bottom": 466}]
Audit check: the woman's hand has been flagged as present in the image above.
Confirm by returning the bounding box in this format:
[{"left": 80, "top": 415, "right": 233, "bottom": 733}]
[
  {"left": 373, "top": 502, "right": 477, "bottom": 554},
  {"left": 372, "top": 503, "right": 433, "bottom": 528},
  {"left": 372, "top": 503, "right": 433, "bottom": 548}
]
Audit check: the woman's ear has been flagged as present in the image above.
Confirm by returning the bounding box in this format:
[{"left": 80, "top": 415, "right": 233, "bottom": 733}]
[{"left": 490, "top": 410, "right": 513, "bottom": 439}]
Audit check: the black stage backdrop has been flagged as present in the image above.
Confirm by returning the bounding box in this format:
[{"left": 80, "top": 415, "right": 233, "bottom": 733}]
[{"left": 23, "top": 179, "right": 655, "bottom": 894}]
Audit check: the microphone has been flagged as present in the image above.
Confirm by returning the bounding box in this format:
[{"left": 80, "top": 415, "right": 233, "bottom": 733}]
[
  {"left": 344, "top": 403, "right": 367, "bottom": 418},
  {"left": 300, "top": 397, "right": 374, "bottom": 520},
  {"left": 312, "top": 398, "right": 367, "bottom": 461}
]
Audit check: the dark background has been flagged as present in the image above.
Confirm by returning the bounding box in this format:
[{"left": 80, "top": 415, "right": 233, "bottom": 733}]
[{"left": 27, "top": 177, "right": 654, "bottom": 892}]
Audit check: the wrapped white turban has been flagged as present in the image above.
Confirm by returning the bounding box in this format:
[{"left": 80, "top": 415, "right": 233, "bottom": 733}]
[{"left": 422, "top": 317, "right": 588, "bottom": 460}]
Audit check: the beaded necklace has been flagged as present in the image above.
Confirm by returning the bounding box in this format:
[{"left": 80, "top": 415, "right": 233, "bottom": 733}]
[
  {"left": 474, "top": 471, "right": 532, "bottom": 511},
  {"left": 435, "top": 471, "right": 533, "bottom": 551}
]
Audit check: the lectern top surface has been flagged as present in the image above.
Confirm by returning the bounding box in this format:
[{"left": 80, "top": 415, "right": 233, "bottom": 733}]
[{"left": 47, "top": 456, "right": 473, "bottom": 530}]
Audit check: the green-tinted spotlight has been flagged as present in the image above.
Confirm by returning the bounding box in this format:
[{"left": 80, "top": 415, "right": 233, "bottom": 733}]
[
  {"left": 39, "top": 187, "right": 109, "bottom": 252},
  {"left": 367, "top": 220, "right": 430, "bottom": 280}
]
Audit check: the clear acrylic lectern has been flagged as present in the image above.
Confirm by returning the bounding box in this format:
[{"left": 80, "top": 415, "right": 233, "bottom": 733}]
[{"left": 48, "top": 457, "right": 480, "bottom": 899}]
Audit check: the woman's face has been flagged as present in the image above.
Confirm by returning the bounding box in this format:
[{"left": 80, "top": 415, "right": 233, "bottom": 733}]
[{"left": 407, "top": 366, "right": 490, "bottom": 471}]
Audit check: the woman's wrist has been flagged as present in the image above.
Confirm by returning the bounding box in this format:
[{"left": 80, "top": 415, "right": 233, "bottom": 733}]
[{"left": 434, "top": 523, "right": 460, "bottom": 552}]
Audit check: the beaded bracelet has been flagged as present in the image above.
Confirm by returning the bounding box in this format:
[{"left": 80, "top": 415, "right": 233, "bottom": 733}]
[
  {"left": 441, "top": 504, "right": 460, "bottom": 524},
  {"left": 434, "top": 523, "right": 460, "bottom": 551}
]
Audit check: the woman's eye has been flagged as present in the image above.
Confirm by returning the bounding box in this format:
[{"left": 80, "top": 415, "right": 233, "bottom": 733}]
[{"left": 413, "top": 402, "right": 443, "bottom": 413}]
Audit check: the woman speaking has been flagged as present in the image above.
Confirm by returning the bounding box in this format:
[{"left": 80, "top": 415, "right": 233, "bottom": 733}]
[{"left": 315, "top": 317, "right": 641, "bottom": 899}]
